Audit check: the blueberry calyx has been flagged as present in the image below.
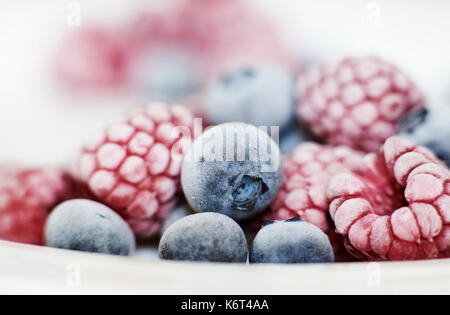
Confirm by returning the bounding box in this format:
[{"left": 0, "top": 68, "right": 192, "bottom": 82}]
[
  {"left": 398, "top": 107, "right": 429, "bottom": 134},
  {"left": 232, "top": 175, "right": 267, "bottom": 211}
]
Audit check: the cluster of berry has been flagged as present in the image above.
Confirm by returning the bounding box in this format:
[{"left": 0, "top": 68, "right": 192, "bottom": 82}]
[{"left": 1, "top": 1, "right": 449, "bottom": 264}]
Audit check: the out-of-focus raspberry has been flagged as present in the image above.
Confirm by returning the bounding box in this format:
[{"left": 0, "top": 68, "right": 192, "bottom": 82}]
[
  {"left": 54, "top": 27, "right": 131, "bottom": 90},
  {"left": 296, "top": 56, "right": 425, "bottom": 152},
  {"left": 76, "top": 102, "right": 196, "bottom": 238},
  {"left": 328, "top": 136, "right": 450, "bottom": 261},
  {"left": 252, "top": 142, "right": 365, "bottom": 261},
  {"left": 0, "top": 167, "right": 75, "bottom": 245},
  {"left": 128, "top": 0, "right": 293, "bottom": 78}
]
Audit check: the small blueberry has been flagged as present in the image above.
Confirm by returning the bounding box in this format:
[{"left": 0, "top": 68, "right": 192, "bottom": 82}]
[
  {"left": 158, "top": 212, "right": 248, "bottom": 263},
  {"left": 45, "top": 199, "right": 136, "bottom": 256},
  {"left": 250, "top": 219, "right": 334, "bottom": 264}
]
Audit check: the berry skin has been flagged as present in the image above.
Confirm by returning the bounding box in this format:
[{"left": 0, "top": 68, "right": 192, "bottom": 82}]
[
  {"left": 250, "top": 218, "right": 334, "bottom": 264},
  {"left": 327, "top": 136, "right": 450, "bottom": 261},
  {"left": 296, "top": 56, "right": 425, "bottom": 152},
  {"left": 0, "top": 167, "right": 75, "bottom": 245},
  {"left": 205, "top": 64, "right": 294, "bottom": 129},
  {"left": 55, "top": 27, "right": 130, "bottom": 91},
  {"left": 400, "top": 104, "right": 450, "bottom": 167},
  {"left": 181, "top": 123, "right": 283, "bottom": 221},
  {"left": 45, "top": 199, "right": 135, "bottom": 256},
  {"left": 160, "top": 202, "right": 193, "bottom": 235},
  {"left": 76, "top": 102, "right": 195, "bottom": 239},
  {"left": 254, "top": 142, "right": 364, "bottom": 261},
  {"left": 159, "top": 212, "right": 248, "bottom": 263}
]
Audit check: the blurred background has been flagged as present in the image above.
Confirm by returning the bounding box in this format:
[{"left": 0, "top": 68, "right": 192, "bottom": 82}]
[{"left": 0, "top": 0, "right": 449, "bottom": 167}]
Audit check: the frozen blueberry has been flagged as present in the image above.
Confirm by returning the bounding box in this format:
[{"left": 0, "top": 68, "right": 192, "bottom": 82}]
[
  {"left": 250, "top": 219, "right": 334, "bottom": 264},
  {"left": 400, "top": 104, "right": 450, "bottom": 166},
  {"left": 158, "top": 212, "right": 248, "bottom": 263},
  {"left": 205, "top": 64, "right": 294, "bottom": 129},
  {"left": 45, "top": 199, "right": 136, "bottom": 256},
  {"left": 182, "top": 122, "right": 283, "bottom": 221}
]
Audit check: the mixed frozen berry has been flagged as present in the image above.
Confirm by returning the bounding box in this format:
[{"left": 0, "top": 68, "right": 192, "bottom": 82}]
[
  {"left": 159, "top": 212, "right": 248, "bottom": 263},
  {"left": 181, "top": 122, "right": 283, "bottom": 221},
  {"left": 250, "top": 218, "right": 334, "bottom": 264},
  {"left": 327, "top": 136, "right": 450, "bottom": 260},
  {"left": 45, "top": 199, "right": 135, "bottom": 256},
  {"left": 205, "top": 64, "right": 294, "bottom": 129},
  {"left": 3, "top": 3, "right": 450, "bottom": 266},
  {"left": 76, "top": 102, "right": 195, "bottom": 239},
  {"left": 296, "top": 56, "right": 425, "bottom": 152}
]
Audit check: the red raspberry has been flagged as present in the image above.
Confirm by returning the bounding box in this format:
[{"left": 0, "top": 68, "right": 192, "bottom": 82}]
[
  {"left": 0, "top": 167, "right": 74, "bottom": 245},
  {"left": 328, "top": 136, "right": 450, "bottom": 261},
  {"left": 296, "top": 56, "right": 425, "bottom": 152},
  {"left": 55, "top": 27, "right": 131, "bottom": 91},
  {"left": 76, "top": 103, "right": 195, "bottom": 238},
  {"left": 256, "top": 142, "right": 365, "bottom": 261}
]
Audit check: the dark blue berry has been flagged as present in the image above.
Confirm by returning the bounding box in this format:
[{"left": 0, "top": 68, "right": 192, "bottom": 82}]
[
  {"left": 181, "top": 123, "right": 283, "bottom": 221},
  {"left": 45, "top": 199, "right": 135, "bottom": 256},
  {"left": 159, "top": 213, "right": 248, "bottom": 263},
  {"left": 250, "top": 220, "right": 334, "bottom": 264}
]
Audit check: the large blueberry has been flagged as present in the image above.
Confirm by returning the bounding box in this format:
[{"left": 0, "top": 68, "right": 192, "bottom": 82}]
[
  {"left": 205, "top": 64, "right": 294, "bottom": 129},
  {"left": 159, "top": 212, "right": 248, "bottom": 263},
  {"left": 250, "top": 219, "right": 334, "bottom": 264},
  {"left": 400, "top": 104, "right": 450, "bottom": 167},
  {"left": 45, "top": 199, "right": 136, "bottom": 256},
  {"left": 181, "top": 122, "right": 283, "bottom": 221}
]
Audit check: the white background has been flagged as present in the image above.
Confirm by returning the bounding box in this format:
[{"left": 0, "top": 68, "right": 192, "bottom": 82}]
[{"left": 0, "top": 0, "right": 449, "bottom": 167}]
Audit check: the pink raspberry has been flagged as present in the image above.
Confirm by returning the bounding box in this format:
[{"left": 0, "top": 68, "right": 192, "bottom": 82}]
[
  {"left": 54, "top": 27, "right": 131, "bottom": 91},
  {"left": 76, "top": 103, "right": 195, "bottom": 238},
  {"left": 296, "top": 56, "right": 425, "bottom": 152},
  {"left": 255, "top": 142, "right": 365, "bottom": 261},
  {"left": 128, "top": 0, "right": 292, "bottom": 78},
  {"left": 0, "top": 167, "right": 75, "bottom": 245},
  {"left": 328, "top": 136, "right": 450, "bottom": 261}
]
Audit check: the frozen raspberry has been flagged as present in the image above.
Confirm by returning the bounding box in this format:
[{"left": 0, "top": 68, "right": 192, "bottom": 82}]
[
  {"left": 76, "top": 103, "right": 195, "bottom": 238},
  {"left": 55, "top": 27, "right": 131, "bottom": 91},
  {"left": 327, "top": 136, "right": 450, "bottom": 261},
  {"left": 254, "top": 142, "right": 365, "bottom": 261},
  {"left": 296, "top": 56, "right": 425, "bottom": 152},
  {"left": 0, "top": 167, "right": 74, "bottom": 245}
]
